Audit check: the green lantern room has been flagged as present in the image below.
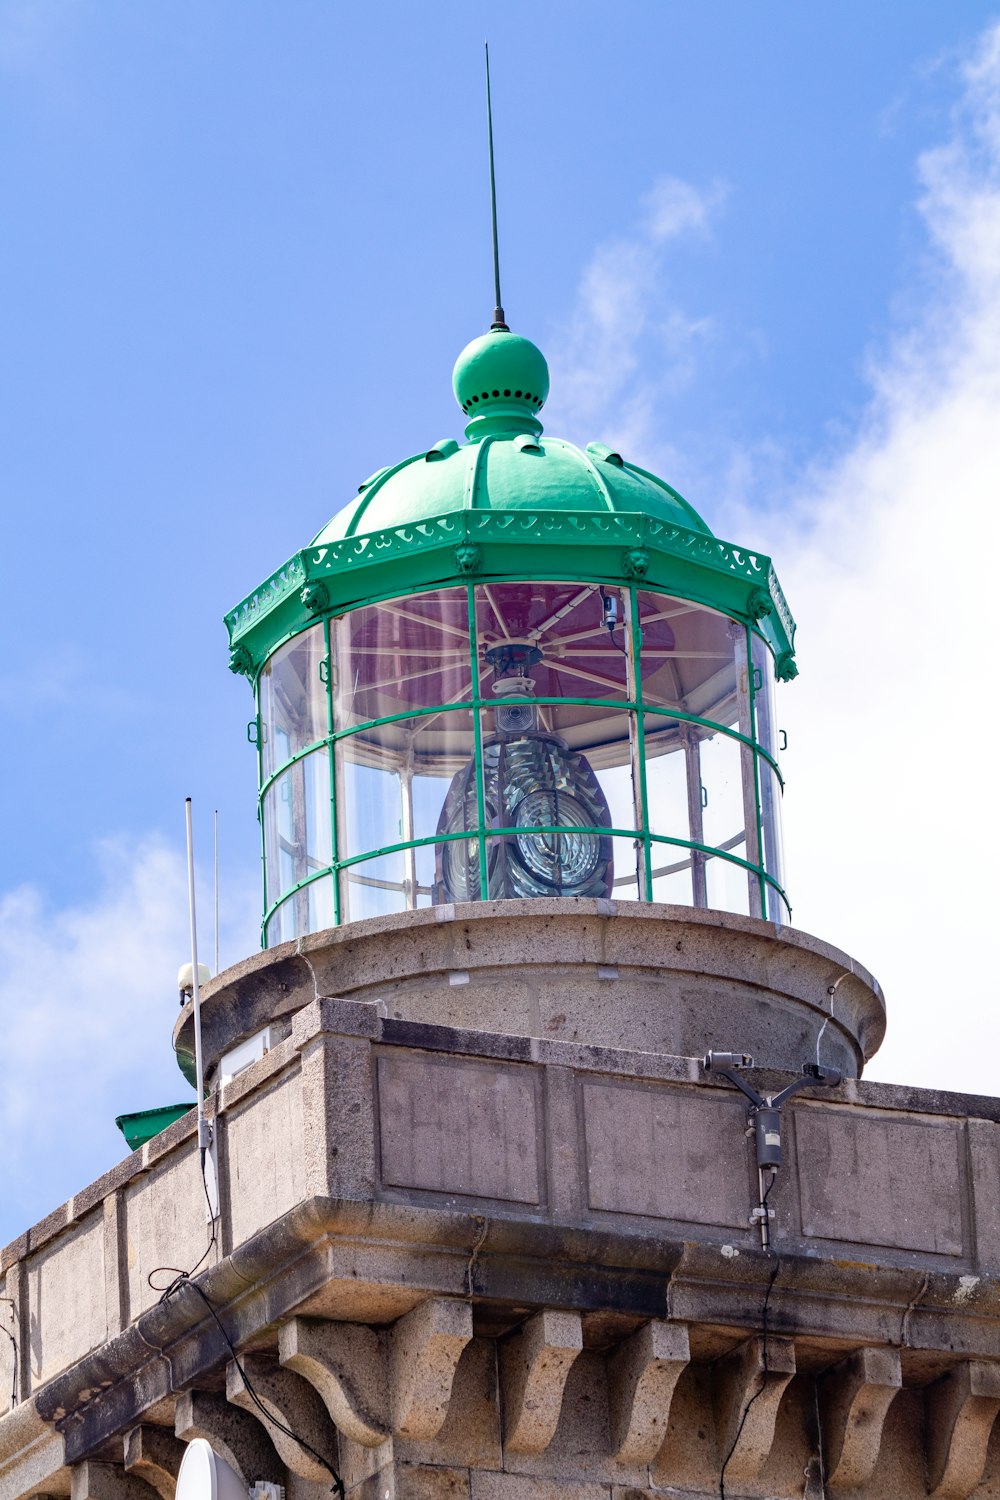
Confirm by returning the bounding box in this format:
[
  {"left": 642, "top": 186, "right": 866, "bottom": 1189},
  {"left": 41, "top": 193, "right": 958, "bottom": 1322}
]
[{"left": 226, "top": 325, "right": 797, "bottom": 948}]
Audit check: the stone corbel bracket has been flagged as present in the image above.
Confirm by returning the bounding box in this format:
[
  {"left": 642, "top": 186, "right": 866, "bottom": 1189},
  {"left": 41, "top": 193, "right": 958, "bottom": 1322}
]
[
  {"left": 500, "top": 1308, "right": 584, "bottom": 1456},
  {"left": 71, "top": 1463, "right": 160, "bottom": 1500},
  {"left": 713, "top": 1334, "right": 796, "bottom": 1484},
  {"left": 606, "top": 1319, "right": 690, "bottom": 1465},
  {"left": 819, "top": 1345, "right": 901, "bottom": 1491},
  {"left": 279, "top": 1298, "right": 473, "bottom": 1449},
  {"left": 123, "top": 1427, "right": 188, "bottom": 1500},
  {"left": 226, "top": 1356, "right": 340, "bottom": 1483},
  {"left": 925, "top": 1360, "right": 1000, "bottom": 1499},
  {"left": 174, "top": 1391, "right": 283, "bottom": 1487}
]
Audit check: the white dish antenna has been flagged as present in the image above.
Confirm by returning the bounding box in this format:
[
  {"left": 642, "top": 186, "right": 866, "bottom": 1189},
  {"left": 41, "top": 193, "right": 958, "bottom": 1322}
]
[{"left": 176, "top": 1440, "right": 247, "bottom": 1500}]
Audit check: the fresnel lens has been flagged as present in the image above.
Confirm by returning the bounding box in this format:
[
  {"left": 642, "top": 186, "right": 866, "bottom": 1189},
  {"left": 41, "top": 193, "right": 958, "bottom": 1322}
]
[{"left": 435, "top": 638, "right": 614, "bottom": 902}]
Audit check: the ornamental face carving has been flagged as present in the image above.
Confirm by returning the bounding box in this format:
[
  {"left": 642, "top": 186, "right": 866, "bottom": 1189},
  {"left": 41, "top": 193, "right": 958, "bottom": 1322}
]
[
  {"left": 300, "top": 581, "right": 330, "bottom": 614},
  {"left": 621, "top": 545, "right": 650, "bottom": 579},
  {"left": 747, "top": 586, "right": 774, "bottom": 620},
  {"left": 454, "top": 541, "right": 483, "bottom": 575},
  {"left": 775, "top": 650, "right": 799, "bottom": 681},
  {"left": 228, "top": 643, "right": 253, "bottom": 677}
]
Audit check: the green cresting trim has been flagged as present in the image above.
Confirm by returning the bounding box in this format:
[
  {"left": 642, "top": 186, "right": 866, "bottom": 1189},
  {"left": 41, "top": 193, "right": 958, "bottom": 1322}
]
[{"left": 227, "top": 512, "right": 796, "bottom": 680}]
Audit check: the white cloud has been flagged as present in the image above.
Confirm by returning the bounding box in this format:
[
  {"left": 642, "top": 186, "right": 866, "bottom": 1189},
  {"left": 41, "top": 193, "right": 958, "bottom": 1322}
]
[
  {"left": 544, "top": 24, "right": 1000, "bottom": 1096},
  {"left": 772, "top": 22, "right": 1000, "bottom": 1094},
  {"left": 0, "top": 838, "right": 258, "bottom": 1241},
  {"left": 542, "top": 174, "right": 726, "bottom": 453}
]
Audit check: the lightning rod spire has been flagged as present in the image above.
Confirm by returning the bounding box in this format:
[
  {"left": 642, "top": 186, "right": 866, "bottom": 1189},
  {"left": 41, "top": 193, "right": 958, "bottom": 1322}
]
[{"left": 485, "top": 42, "right": 508, "bottom": 332}]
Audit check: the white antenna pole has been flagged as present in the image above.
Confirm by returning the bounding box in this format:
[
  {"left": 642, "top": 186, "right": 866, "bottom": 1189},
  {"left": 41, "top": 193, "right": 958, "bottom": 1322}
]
[
  {"left": 185, "top": 799, "right": 210, "bottom": 1158},
  {"left": 213, "top": 808, "right": 220, "bottom": 976}
]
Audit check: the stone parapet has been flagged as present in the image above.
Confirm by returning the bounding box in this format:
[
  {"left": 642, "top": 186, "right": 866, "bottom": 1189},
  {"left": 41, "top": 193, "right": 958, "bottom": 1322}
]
[
  {"left": 2, "top": 994, "right": 998, "bottom": 1500},
  {"left": 173, "top": 901, "right": 886, "bottom": 1085}
]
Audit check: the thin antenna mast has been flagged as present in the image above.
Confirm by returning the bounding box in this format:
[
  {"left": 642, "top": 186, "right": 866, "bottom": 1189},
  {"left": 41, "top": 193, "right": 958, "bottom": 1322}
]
[
  {"left": 485, "top": 42, "right": 508, "bottom": 331},
  {"left": 213, "top": 808, "right": 219, "bottom": 976},
  {"left": 185, "top": 798, "right": 219, "bottom": 1220}
]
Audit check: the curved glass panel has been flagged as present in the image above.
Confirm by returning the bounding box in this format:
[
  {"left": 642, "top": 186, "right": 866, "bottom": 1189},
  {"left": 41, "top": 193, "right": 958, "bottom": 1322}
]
[
  {"left": 259, "top": 626, "right": 327, "bottom": 779},
  {"left": 262, "top": 748, "right": 333, "bottom": 906},
  {"left": 333, "top": 588, "right": 472, "bottom": 731},
  {"left": 256, "top": 583, "right": 790, "bottom": 942}
]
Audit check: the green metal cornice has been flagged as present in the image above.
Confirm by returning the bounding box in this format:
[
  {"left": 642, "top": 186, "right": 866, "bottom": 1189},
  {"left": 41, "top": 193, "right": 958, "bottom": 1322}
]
[{"left": 225, "top": 507, "right": 796, "bottom": 682}]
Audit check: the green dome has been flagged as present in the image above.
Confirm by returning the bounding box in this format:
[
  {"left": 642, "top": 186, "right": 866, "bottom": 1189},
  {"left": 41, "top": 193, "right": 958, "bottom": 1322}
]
[
  {"left": 313, "top": 433, "right": 710, "bottom": 546},
  {"left": 227, "top": 323, "right": 797, "bottom": 686}
]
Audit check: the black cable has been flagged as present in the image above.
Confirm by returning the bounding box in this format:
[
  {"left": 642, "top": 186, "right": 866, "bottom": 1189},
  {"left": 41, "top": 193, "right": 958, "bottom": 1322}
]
[
  {"left": 170, "top": 1280, "right": 345, "bottom": 1500},
  {"left": 147, "top": 1153, "right": 345, "bottom": 1500},
  {"left": 719, "top": 1172, "right": 781, "bottom": 1500},
  {"left": 0, "top": 1298, "right": 17, "bottom": 1409}
]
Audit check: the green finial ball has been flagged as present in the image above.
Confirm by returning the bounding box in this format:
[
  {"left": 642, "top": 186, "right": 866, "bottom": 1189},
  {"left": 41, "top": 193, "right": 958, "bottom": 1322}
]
[{"left": 453, "top": 329, "right": 550, "bottom": 430}]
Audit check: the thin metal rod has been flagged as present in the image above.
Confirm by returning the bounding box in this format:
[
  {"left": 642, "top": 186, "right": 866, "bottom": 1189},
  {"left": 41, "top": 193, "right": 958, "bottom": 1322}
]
[
  {"left": 213, "top": 809, "right": 219, "bottom": 976},
  {"left": 485, "top": 42, "right": 507, "bottom": 330},
  {"left": 185, "top": 799, "right": 209, "bottom": 1150}
]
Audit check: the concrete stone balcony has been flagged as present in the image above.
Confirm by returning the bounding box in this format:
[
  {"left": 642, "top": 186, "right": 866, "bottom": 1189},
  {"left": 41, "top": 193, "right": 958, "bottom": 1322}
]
[{"left": 1, "top": 907, "right": 998, "bottom": 1499}]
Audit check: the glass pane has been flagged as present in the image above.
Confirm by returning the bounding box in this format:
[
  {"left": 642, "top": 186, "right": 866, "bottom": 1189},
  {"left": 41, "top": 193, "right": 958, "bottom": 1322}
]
[
  {"left": 476, "top": 582, "right": 631, "bottom": 707},
  {"left": 637, "top": 591, "right": 737, "bottom": 720},
  {"left": 751, "top": 633, "right": 780, "bottom": 762},
  {"left": 338, "top": 710, "right": 478, "bottom": 909},
  {"left": 339, "top": 853, "right": 408, "bottom": 923},
  {"left": 759, "top": 758, "right": 786, "bottom": 893},
  {"left": 259, "top": 626, "right": 327, "bottom": 778},
  {"left": 265, "top": 878, "right": 334, "bottom": 947},
  {"left": 262, "top": 748, "right": 333, "bottom": 905},
  {"left": 699, "top": 730, "right": 747, "bottom": 853},
  {"left": 333, "top": 589, "right": 472, "bottom": 731},
  {"left": 649, "top": 839, "right": 696, "bottom": 906},
  {"left": 608, "top": 835, "right": 642, "bottom": 902},
  {"left": 643, "top": 716, "right": 691, "bottom": 843},
  {"left": 706, "top": 843, "right": 753, "bottom": 918}
]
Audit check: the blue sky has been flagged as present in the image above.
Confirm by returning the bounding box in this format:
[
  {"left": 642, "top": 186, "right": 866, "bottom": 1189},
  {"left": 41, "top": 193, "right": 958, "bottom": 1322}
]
[{"left": 2, "top": 3, "right": 1000, "bottom": 1242}]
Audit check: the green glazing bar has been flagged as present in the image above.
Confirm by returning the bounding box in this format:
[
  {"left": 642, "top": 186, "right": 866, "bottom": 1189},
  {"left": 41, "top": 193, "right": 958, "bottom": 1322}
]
[
  {"left": 324, "top": 616, "right": 341, "bottom": 928},
  {"left": 746, "top": 622, "right": 768, "bottom": 918},
  {"left": 262, "top": 825, "right": 791, "bottom": 931},
  {"left": 625, "top": 586, "right": 653, "bottom": 900},
  {"left": 256, "top": 687, "right": 779, "bottom": 798},
  {"left": 256, "top": 684, "right": 268, "bottom": 948},
  {"left": 467, "top": 585, "right": 489, "bottom": 902}
]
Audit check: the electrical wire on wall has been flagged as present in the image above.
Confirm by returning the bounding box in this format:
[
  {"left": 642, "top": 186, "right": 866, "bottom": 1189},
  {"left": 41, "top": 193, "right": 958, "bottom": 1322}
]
[
  {"left": 147, "top": 1200, "right": 346, "bottom": 1500},
  {"left": 719, "top": 1170, "right": 781, "bottom": 1500},
  {"left": 0, "top": 1298, "right": 17, "bottom": 1409}
]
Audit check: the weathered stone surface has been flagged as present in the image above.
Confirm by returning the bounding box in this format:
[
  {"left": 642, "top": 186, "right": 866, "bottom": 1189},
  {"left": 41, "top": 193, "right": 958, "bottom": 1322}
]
[
  {"left": 925, "top": 1361, "right": 1000, "bottom": 1499},
  {"left": 226, "top": 1356, "right": 339, "bottom": 1483},
  {"left": 176, "top": 901, "right": 885, "bottom": 1083},
  {"left": 378, "top": 1053, "right": 542, "bottom": 1205},
  {"left": 174, "top": 1391, "right": 283, "bottom": 1486},
  {"left": 123, "top": 1428, "right": 187, "bottom": 1500},
  {"left": 499, "top": 1310, "right": 583, "bottom": 1456},
  {"left": 279, "top": 1317, "right": 389, "bottom": 1448},
  {"left": 125, "top": 1150, "right": 213, "bottom": 1322},
  {"left": 28, "top": 1219, "right": 107, "bottom": 1389},
  {"left": 581, "top": 1081, "right": 749, "bottom": 1227},
  {"left": 70, "top": 1464, "right": 159, "bottom": 1500},
  {"left": 606, "top": 1320, "right": 690, "bottom": 1464},
  {"left": 713, "top": 1335, "right": 796, "bottom": 1485},
  {"left": 795, "top": 1108, "right": 964, "bottom": 1254},
  {"left": 389, "top": 1299, "right": 473, "bottom": 1441},
  {"left": 819, "top": 1345, "right": 901, "bottom": 1490},
  {"left": 224, "top": 1076, "right": 306, "bottom": 1246}
]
